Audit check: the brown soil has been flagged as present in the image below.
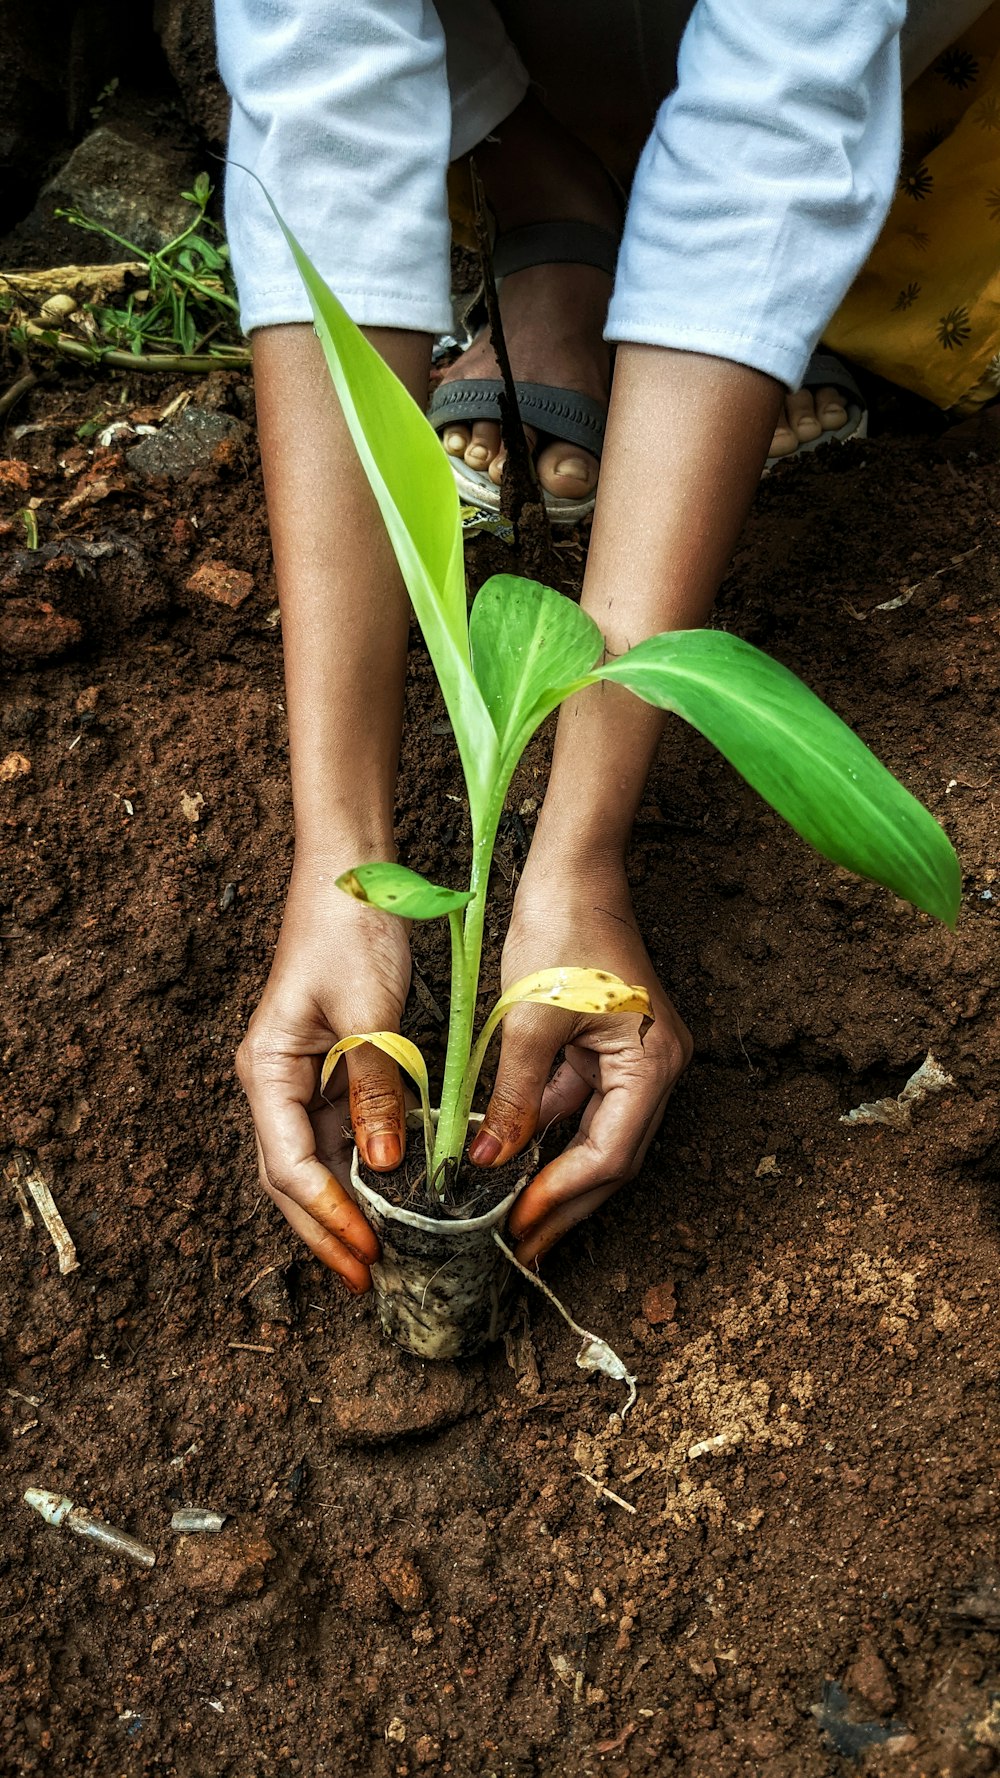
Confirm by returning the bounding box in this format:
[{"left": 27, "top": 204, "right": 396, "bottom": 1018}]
[{"left": 1, "top": 367, "right": 999, "bottom": 1778}]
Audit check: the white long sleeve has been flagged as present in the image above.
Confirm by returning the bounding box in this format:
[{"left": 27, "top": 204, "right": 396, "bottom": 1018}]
[
  {"left": 217, "top": 0, "right": 456, "bottom": 334},
  {"left": 606, "top": 0, "right": 907, "bottom": 387}
]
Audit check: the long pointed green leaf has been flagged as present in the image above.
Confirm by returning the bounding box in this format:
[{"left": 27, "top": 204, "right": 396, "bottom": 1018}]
[
  {"left": 593, "top": 630, "right": 960, "bottom": 926},
  {"left": 262, "top": 194, "right": 498, "bottom": 819},
  {"left": 337, "top": 862, "right": 473, "bottom": 921},
  {"left": 469, "top": 574, "right": 604, "bottom": 764}
]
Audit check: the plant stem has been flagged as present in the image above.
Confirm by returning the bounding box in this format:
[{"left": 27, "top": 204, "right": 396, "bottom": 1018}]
[
  {"left": 432, "top": 833, "right": 490, "bottom": 1185},
  {"left": 23, "top": 325, "right": 251, "bottom": 372}
]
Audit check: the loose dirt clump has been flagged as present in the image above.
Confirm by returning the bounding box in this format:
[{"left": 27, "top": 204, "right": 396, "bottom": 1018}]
[{"left": 1, "top": 369, "right": 999, "bottom": 1776}]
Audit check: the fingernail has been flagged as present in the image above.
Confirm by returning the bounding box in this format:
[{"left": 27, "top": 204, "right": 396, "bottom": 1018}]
[
  {"left": 469, "top": 1130, "right": 502, "bottom": 1167},
  {"left": 367, "top": 1133, "right": 401, "bottom": 1170}
]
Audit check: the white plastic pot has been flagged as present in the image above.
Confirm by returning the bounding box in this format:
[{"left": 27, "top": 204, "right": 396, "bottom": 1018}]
[{"left": 349, "top": 1111, "right": 532, "bottom": 1361}]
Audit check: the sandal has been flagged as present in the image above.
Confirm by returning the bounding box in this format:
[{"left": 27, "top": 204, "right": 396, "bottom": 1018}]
[
  {"left": 428, "top": 219, "right": 618, "bottom": 526},
  {"left": 763, "top": 350, "right": 867, "bottom": 473}
]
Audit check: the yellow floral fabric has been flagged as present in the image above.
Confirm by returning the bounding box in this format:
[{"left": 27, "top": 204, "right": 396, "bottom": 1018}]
[{"left": 826, "top": 5, "right": 1000, "bottom": 411}]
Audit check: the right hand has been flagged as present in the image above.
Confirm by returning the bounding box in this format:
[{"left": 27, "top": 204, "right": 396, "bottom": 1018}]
[{"left": 235, "top": 853, "right": 411, "bottom": 1291}]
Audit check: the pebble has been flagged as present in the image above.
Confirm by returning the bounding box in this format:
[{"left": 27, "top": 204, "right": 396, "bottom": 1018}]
[
  {"left": 0, "top": 752, "right": 31, "bottom": 781},
  {"left": 376, "top": 1551, "right": 426, "bottom": 1614},
  {"left": 846, "top": 1636, "right": 897, "bottom": 1716},
  {"left": 0, "top": 600, "right": 83, "bottom": 662},
  {"left": 186, "top": 561, "right": 254, "bottom": 610},
  {"left": 173, "top": 1523, "right": 275, "bottom": 1600},
  {"left": 0, "top": 459, "right": 31, "bottom": 492},
  {"left": 128, "top": 408, "right": 248, "bottom": 480},
  {"left": 642, "top": 1279, "right": 677, "bottom": 1325}
]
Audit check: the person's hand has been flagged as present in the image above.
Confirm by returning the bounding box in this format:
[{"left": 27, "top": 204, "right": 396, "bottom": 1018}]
[
  {"left": 469, "top": 851, "right": 692, "bottom": 1265},
  {"left": 235, "top": 853, "right": 411, "bottom": 1291}
]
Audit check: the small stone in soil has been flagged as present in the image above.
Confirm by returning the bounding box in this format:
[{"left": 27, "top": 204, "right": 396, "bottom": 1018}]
[
  {"left": 642, "top": 1279, "right": 677, "bottom": 1324},
  {"left": 376, "top": 1550, "right": 426, "bottom": 1613},
  {"left": 173, "top": 1523, "right": 275, "bottom": 1600},
  {"left": 185, "top": 561, "right": 254, "bottom": 610}
]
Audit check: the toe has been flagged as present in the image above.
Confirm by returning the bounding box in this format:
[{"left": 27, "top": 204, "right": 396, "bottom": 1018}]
[
  {"left": 768, "top": 404, "right": 799, "bottom": 458},
  {"left": 465, "top": 421, "right": 501, "bottom": 470},
  {"left": 487, "top": 424, "right": 537, "bottom": 488},
  {"left": 816, "top": 385, "right": 849, "bottom": 431},
  {"left": 786, "top": 389, "right": 822, "bottom": 443},
  {"left": 442, "top": 424, "right": 470, "bottom": 458},
  {"left": 535, "top": 440, "right": 599, "bottom": 500}
]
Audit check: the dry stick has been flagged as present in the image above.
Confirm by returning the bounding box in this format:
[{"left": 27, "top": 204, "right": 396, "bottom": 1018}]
[
  {"left": 0, "top": 368, "right": 37, "bottom": 424},
  {"left": 9, "top": 1152, "right": 79, "bottom": 1274},
  {"left": 468, "top": 159, "right": 547, "bottom": 552}
]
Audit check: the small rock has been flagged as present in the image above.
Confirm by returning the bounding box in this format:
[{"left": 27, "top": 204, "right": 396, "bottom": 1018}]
[
  {"left": 75, "top": 686, "right": 100, "bottom": 714},
  {"left": 0, "top": 601, "right": 82, "bottom": 662},
  {"left": 385, "top": 1718, "right": 407, "bottom": 1744},
  {"left": 0, "top": 752, "right": 31, "bottom": 781},
  {"left": 186, "top": 560, "right": 253, "bottom": 610},
  {"left": 41, "top": 127, "right": 197, "bottom": 255},
  {"left": 642, "top": 1279, "right": 677, "bottom": 1325},
  {"left": 755, "top": 1154, "right": 781, "bottom": 1178},
  {"left": 173, "top": 1523, "right": 275, "bottom": 1601},
  {"left": 329, "top": 1363, "right": 474, "bottom": 1445},
  {"left": 0, "top": 460, "right": 31, "bottom": 493},
  {"left": 180, "top": 789, "right": 206, "bottom": 823},
  {"left": 129, "top": 408, "right": 249, "bottom": 480},
  {"left": 846, "top": 1636, "right": 896, "bottom": 1717},
  {"left": 376, "top": 1550, "right": 426, "bottom": 1614}
]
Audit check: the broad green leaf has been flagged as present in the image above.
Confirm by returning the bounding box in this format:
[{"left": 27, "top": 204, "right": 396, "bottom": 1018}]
[
  {"left": 592, "top": 630, "right": 960, "bottom": 926},
  {"left": 461, "top": 967, "right": 654, "bottom": 1116},
  {"left": 320, "top": 1031, "right": 433, "bottom": 1167},
  {"left": 337, "top": 862, "right": 473, "bottom": 921},
  {"left": 469, "top": 575, "right": 604, "bottom": 765},
  {"left": 262, "top": 193, "right": 498, "bottom": 819}
]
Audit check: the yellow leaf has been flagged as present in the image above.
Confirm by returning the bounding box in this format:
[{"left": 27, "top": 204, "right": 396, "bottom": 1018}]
[
  {"left": 497, "top": 966, "right": 653, "bottom": 1023},
  {"left": 320, "top": 1031, "right": 434, "bottom": 1170},
  {"left": 320, "top": 1030, "right": 430, "bottom": 1100}
]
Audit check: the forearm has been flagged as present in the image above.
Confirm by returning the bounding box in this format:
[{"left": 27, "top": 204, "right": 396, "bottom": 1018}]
[
  {"left": 533, "top": 345, "right": 782, "bottom": 863},
  {"left": 252, "top": 324, "right": 431, "bottom": 860}
]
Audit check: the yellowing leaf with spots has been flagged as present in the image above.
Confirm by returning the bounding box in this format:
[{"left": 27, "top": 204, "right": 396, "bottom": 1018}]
[
  {"left": 320, "top": 1031, "right": 433, "bottom": 1167},
  {"left": 459, "top": 969, "right": 655, "bottom": 1121}
]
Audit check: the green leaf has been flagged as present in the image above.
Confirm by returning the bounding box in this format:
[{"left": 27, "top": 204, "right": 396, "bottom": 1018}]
[
  {"left": 469, "top": 575, "right": 603, "bottom": 766},
  {"left": 594, "top": 629, "right": 960, "bottom": 926},
  {"left": 337, "top": 863, "right": 473, "bottom": 921},
  {"left": 261, "top": 192, "right": 499, "bottom": 823}
]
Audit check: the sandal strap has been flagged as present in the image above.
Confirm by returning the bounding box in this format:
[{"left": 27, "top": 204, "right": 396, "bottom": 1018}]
[
  {"left": 428, "top": 378, "right": 606, "bottom": 458},
  {"left": 801, "top": 349, "right": 864, "bottom": 409},
  {"left": 492, "top": 220, "right": 619, "bottom": 281}
]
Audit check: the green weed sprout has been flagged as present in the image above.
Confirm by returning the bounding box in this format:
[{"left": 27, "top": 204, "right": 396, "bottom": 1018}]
[{"left": 267, "top": 203, "right": 960, "bottom": 1198}]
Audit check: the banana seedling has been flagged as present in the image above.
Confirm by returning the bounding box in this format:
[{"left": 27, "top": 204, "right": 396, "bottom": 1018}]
[{"left": 268, "top": 199, "right": 960, "bottom": 1202}]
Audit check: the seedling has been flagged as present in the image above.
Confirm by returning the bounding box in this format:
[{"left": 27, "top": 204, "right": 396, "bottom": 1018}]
[{"left": 268, "top": 202, "right": 960, "bottom": 1201}]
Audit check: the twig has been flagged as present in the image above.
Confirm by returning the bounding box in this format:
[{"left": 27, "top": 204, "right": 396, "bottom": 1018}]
[
  {"left": 577, "top": 1471, "right": 638, "bottom": 1513},
  {"left": 0, "top": 368, "right": 37, "bottom": 424},
  {"left": 227, "top": 1341, "right": 275, "bottom": 1354},
  {"left": 8, "top": 1152, "right": 78, "bottom": 1273}
]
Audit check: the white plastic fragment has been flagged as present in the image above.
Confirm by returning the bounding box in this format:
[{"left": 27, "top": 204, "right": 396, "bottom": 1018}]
[
  {"left": 7, "top": 1152, "right": 78, "bottom": 1273},
  {"left": 24, "top": 1488, "right": 156, "bottom": 1567},
  {"left": 840, "top": 1052, "right": 955, "bottom": 1132},
  {"left": 170, "top": 1509, "right": 226, "bottom": 1534},
  {"left": 492, "top": 1232, "right": 638, "bottom": 1417}
]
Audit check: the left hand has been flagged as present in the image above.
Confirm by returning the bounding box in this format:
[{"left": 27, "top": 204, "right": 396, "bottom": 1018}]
[{"left": 469, "top": 851, "right": 693, "bottom": 1265}]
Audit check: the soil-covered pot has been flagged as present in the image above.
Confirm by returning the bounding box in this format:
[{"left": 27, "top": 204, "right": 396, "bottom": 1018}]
[{"left": 349, "top": 1112, "right": 530, "bottom": 1361}]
